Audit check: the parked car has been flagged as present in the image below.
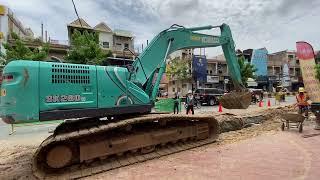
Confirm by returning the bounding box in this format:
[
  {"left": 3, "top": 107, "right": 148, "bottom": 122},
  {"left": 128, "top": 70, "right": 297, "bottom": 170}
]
[
  {"left": 194, "top": 88, "right": 224, "bottom": 106},
  {"left": 248, "top": 88, "right": 263, "bottom": 104}
]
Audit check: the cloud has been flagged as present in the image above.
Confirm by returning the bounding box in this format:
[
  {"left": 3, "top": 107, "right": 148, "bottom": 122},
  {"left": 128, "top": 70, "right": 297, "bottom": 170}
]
[{"left": 0, "top": 0, "right": 319, "bottom": 57}]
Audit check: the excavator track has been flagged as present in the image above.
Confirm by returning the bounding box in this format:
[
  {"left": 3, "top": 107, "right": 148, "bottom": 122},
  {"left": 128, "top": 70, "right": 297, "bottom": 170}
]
[{"left": 32, "top": 114, "right": 219, "bottom": 179}]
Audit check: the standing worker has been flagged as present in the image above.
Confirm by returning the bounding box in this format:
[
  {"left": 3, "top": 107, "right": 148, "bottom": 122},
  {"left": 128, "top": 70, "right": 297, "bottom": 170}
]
[
  {"left": 186, "top": 90, "right": 195, "bottom": 115},
  {"left": 173, "top": 92, "right": 180, "bottom": 114},
  {"left": 296, "top": 87, "right": 309, "bottom": 117}
]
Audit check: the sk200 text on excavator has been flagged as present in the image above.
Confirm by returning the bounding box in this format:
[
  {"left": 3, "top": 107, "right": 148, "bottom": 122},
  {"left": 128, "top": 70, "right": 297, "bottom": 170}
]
[{"left": 0, "top": 24, "right": 251, "bottom": 179}]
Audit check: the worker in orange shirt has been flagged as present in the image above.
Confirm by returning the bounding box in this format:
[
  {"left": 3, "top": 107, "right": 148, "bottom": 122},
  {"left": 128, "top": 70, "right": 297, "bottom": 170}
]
[{"left": 296, "top": 87, "right": 310, "bottom": 117}]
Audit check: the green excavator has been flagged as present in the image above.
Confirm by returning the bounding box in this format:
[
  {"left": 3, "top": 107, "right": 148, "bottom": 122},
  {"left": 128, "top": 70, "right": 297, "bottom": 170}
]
[{"left": 0, "top": 24, "right": 251, "bottom": 178}]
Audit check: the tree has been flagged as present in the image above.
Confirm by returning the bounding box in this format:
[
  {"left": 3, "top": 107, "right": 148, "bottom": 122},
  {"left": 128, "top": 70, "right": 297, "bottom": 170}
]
[
  {"left": 64, "top": 30, "right": 112, "bottom": 65},
  {"left": 314, "top": 52, "right": 320, "bottom": 81},
  {"left": 1, "top": 32, "right": 49, "bottom": 64},
  {"left": 166, "top": 57, "right": 191, "bottom": 80},
  {"left": 238, "top": 55, "right": 257, "bottom": 86}
]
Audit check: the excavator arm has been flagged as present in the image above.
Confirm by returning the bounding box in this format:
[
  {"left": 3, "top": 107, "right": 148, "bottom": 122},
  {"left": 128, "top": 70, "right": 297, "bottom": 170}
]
[{"left": 131, "top": 24, "right": 244, "bottom": 102}]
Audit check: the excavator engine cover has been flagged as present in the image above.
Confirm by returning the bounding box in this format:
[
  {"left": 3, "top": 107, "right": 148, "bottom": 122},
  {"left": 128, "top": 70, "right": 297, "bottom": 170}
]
[{"left": 219, "top": 91, "right": 251, "bottom": 109}]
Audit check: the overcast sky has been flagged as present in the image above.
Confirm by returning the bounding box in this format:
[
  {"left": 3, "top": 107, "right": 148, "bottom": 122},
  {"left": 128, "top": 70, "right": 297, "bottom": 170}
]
[{"left": 1, "top": 0, "right": 319, "bottom": 57}]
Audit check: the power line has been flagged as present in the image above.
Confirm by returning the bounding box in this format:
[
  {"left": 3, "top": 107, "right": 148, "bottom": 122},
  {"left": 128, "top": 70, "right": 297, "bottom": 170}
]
[
  {"left": 71, "top": 0, "right": 84, "bottom": 28},
  {"left": 71, "top": 0, "right": 89, "bottom": 42}
]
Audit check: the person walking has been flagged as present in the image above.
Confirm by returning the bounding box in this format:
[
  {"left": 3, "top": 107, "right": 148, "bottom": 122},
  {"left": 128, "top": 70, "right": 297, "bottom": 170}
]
[
  {"left": 173, "top": 92, "right": 180, "bottom": 114},
  {"left": 186, "top": 90, "right": 195, "bottom": 115}
]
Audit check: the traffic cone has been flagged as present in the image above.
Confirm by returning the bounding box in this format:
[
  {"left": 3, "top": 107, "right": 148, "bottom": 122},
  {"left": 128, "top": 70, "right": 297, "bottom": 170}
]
[
  {"left": 259, "top": 100, "right": 263, "bottom": 107},
  {"left": 218, "top": 103, "right": 223, "bottom": 112},
  {"left": 267, "top": 99, "right": 271, "bottom": 108}
]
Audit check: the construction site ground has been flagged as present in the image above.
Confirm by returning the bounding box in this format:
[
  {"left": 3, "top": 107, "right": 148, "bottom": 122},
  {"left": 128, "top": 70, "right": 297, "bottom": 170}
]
[{"left": 1, "top": 96, "right": 320, "bottom": 180}]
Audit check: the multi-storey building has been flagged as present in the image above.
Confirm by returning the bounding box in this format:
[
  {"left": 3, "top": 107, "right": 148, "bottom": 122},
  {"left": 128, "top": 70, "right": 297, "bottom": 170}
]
[
  {"left": 268, "top": 50, "right": 302, "bottom": 91},
  {"left": 0, "top": 5, "right": 34, "bottom": 56},
  {"left": 67, "top": 18, "right": 136, "bottom": 59}
]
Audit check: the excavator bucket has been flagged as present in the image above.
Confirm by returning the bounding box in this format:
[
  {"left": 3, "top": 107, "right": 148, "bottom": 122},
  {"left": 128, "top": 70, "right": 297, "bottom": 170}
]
[{"left": 219, "top": 91, "right": 251, "bottom": 109}]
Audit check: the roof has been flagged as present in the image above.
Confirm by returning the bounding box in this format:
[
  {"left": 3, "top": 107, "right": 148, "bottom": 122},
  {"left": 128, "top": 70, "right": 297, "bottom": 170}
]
[
  {"left": 94, "top": 22, "right": 112, "bottom": 33},
  {"left": 68, "top": 18, "right": 92, "bottom": 29},
  {"left": 114, "top": 29, "right": 133, "bottom": 38}
]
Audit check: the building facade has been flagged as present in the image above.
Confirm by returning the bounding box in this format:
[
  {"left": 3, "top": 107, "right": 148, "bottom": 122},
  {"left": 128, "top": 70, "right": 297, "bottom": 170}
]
[
  {"left": 67, "top": 18, "right": 136, "bottom": 59},
  {"left": 268, "top": 50, "right": 302, "bottom": 91},
  {"left": 0, "top": 5, "right": 34, "bottom": 56},
  {"left": 165, "top": 49, "right": 312, "bottom": 96}
]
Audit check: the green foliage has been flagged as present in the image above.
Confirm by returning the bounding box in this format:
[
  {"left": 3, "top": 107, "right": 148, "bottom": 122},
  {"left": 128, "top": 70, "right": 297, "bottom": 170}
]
[
  {"left": 315, "top": 64, "right": 320, "bottom": 81},
  {"left": 64, "top": 30, "right": 112, "bottom": 65},
  {"left": 314, "top": 52, "right": 320, "bottom": 81},
  {"left": 238, "top": 55, "right": 257, "bottom": 86},
  {"left": 166, "top": 57, "right": 191, "bottom": 80},
  {"left": 1, "top": 32, "right": 49, "bottom": 64}
]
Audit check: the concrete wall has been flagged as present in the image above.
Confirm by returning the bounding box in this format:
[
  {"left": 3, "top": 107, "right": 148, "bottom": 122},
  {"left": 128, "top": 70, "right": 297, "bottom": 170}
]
[
  {"left": 113, "top": 36, "right": 134, "bottom": 52},
  {"left": 168, "top": 79, "right": 192, "bottom": 97},
  {"left": 0, "top": 6, "right": 8, "bottom": 55},
  {"left": 99, "top": 31, "right": 113, "bottom": 50}
]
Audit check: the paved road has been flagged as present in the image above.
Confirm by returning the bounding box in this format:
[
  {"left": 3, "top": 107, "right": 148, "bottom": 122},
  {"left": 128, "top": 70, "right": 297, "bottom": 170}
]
[
  {"left": 193, "top": 96, "right": 296, "bottom": 114},
  {"left": 86, "top": 125, "right": 320, "bottom": 180}
]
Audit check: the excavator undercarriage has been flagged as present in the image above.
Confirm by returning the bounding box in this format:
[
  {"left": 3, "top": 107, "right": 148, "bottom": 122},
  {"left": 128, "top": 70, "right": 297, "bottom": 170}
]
[{"left": 33, "top": 114, "right": 219, "bottom": 179}]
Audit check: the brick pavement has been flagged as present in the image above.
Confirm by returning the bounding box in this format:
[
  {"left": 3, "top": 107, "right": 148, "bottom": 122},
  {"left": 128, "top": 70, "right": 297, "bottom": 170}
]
[{"left": 86, "top": 125, "right": 320, "bottom": 180}]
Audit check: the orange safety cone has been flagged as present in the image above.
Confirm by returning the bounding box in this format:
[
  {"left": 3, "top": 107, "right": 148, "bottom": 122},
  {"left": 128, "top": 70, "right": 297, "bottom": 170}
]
[
  {"left": 218, "top": 103, "right": 223, "bottom": 112},
  {"left": 259, "top": 100, "right": 263, "bottom": 107},
  {"left": 267, "top": 99, "right": 271, "bottom": 108}
]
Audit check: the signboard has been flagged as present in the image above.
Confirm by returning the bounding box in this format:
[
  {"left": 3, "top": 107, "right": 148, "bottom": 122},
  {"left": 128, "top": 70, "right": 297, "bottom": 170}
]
[
  {"left": 247, "top": 78, "right": 258, "bottom": 87},
  {"left": 282, "top": 63, "right": 291, "bottom": 87},
  {"left": 192, "top": 55, "right": 207, "bottom": 82},
  {"left": 251, "top": 48, "right": 268, "bottom": 76},
  {"left": 0, "top": 5, "right": 6, "bottom": 16},
  {"left": 207, "top": 76, "right": 219, "bottom": 83},
  {"left": 296, "top": 41, "right": 320, "bottom": 102}
]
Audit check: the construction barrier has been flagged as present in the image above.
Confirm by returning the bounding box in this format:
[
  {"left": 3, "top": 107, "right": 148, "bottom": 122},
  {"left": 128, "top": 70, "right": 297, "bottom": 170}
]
[{"left": 154, "top": 98, "right": 182, "bottom": 113}]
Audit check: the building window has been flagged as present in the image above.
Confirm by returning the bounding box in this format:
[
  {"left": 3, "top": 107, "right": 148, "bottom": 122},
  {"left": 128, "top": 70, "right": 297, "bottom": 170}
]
[
  {"left": 102, "top": 42, "right": 109, "bottom": 48},
  {"left": 288, "top": 54, "right": 294, "bottom": 60},
  {"left": 172, "top": 81, "right": 175, "bottom": 85},
  {"left": 172, "top": 87, "right": 176, "bottom": 92},
  {"left": 124, "top": 43, "right": 129, "bottom": 49},
  {"left": 210, "top": 70, "right": 212, "bottom": 74},
  {"left": 296, "top": 59, "right": 300, "bottom": 64},
  {"left": 116, "top": 43, "right": 122, "bottom": 46},
  {"left": 182, "top": 84, "right": 187, "bottom": 88}
]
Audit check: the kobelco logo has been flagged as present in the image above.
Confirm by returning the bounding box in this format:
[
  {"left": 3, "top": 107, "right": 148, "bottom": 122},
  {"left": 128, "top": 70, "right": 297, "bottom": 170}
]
[
  {"left": 201, "top": 37, "right": 219, "bottom": 44},
  {"left": 190, "top": 36, "right": 219, "bottom": 44}
]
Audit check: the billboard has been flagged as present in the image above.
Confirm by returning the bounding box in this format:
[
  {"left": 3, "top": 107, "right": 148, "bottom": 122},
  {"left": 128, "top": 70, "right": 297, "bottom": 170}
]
[
  {"left": 296, "top": 42, "right": 320, "bottom": 102},
  {"left": 192, "top": 55, "right": 207, "bottom": 82},
  {"left": 250, "top": 48, "right": 268, "bottom": 76}
]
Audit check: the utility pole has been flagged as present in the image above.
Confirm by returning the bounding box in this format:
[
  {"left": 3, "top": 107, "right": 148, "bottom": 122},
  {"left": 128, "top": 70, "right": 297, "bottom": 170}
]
[
  {"left": 41, "top": 23, "right": 44, "bottom": 42},
  {"left": 45, "top": 30, "right": 47, "bottom": 42}
]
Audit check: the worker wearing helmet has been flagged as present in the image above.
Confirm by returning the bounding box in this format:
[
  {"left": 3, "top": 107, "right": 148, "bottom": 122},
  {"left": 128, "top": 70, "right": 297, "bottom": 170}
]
[
  {"left": 186, "top": 90, "right": 195, "bottom": 115},
  {"left": 296, "top": 87, "right": 309, "bottom": 117}
]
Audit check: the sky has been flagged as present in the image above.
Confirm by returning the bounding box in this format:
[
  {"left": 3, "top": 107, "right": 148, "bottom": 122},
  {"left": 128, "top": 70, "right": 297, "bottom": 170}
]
[{"left": 1, "top": 0, "right": 320, "bottom": 57}]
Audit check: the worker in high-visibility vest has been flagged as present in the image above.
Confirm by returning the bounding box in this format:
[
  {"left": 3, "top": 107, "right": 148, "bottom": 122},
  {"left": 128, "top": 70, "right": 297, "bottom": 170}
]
[{"left": 296, "top": 87, "right": 309, "bottom": 117}]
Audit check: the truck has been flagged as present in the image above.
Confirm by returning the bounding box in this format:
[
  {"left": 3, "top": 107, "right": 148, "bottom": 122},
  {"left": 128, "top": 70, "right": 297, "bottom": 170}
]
[{"left": 0, "top": 24, "right": 251, "bottom": 178}]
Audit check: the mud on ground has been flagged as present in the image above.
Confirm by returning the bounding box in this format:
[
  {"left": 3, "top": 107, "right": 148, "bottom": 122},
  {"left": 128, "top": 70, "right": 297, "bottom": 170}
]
[{"left": 0, "top": 107, "right": 296, "bottom": 180}]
